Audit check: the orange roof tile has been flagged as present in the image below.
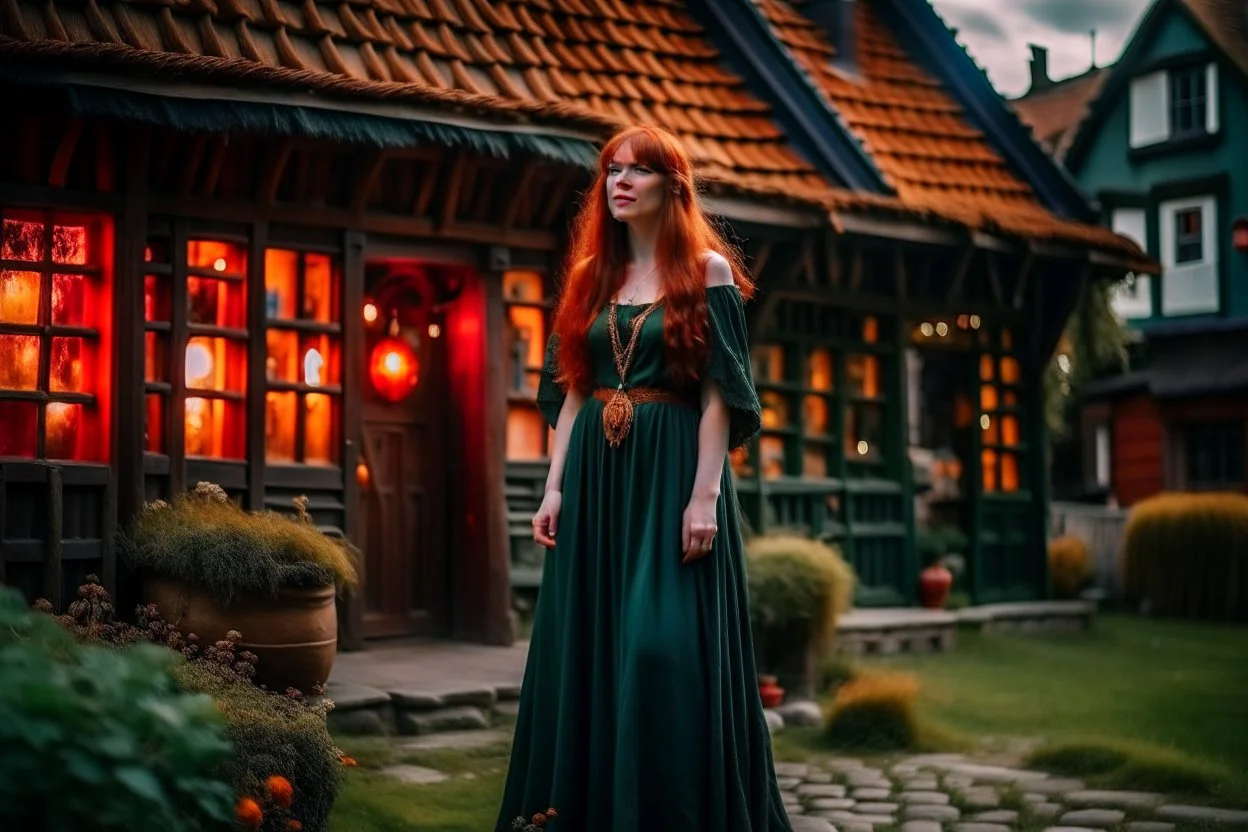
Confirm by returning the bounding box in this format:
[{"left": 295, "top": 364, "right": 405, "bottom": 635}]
[
  {"left": 0, "top": 0, "right": 1144, "bottom": 261},
  {"left": 1011, "top": 68, "right": 1110, "bottom": 162}
]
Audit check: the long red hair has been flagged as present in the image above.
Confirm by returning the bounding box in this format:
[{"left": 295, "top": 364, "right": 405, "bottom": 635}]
[{"left": 552, "top": 125, "right": 754, "bottom": 394}]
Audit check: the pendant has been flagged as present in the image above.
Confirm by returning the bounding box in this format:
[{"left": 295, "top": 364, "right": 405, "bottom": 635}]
[{"left": 601, "top": 389, "right": 634, "bottom": 448}]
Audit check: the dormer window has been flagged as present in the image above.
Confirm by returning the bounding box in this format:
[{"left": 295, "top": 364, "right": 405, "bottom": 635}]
[{"left": 1129, "top": 61, "right": 1219, "bottom": 149}]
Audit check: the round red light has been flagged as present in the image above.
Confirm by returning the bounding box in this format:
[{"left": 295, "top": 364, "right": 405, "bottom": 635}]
[{"left": 369, "top": 337, "right": 419, "bottom": 402}]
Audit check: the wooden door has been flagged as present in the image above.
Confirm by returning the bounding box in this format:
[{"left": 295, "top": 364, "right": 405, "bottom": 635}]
[{"left": 358, "top": 265, "right": 447, "bottom": 638}]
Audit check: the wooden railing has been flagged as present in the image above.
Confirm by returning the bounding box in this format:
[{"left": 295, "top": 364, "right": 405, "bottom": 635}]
[{"left": 1050, "top": 502, "right": 1130, "bottom": 598}]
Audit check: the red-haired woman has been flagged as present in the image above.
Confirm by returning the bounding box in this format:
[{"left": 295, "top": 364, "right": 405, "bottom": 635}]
[{"left": 496, "top": 125, "right": 792, "bottom": 832}]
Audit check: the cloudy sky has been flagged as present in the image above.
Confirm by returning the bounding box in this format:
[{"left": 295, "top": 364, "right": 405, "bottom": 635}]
[{"left": 928, "top": 0, "right": 1155, "bottom": 97}]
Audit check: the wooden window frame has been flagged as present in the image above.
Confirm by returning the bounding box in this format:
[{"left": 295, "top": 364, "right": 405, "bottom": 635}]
[
  {"left": 976, "top": 325, "right": 1027, "bottom": 496},
  {"left": 503, "top": 269, "right": 554, "bottom": 462}
]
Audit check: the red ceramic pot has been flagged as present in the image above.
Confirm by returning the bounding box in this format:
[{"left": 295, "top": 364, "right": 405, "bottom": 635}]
[
  {"left": 919, "top": 564, "right": 953, "bottom": 609},
  {"left": 758, "top": 674, "right": 785, "bottom": 708}
]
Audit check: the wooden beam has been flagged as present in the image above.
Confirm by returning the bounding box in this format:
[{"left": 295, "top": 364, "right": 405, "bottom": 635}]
[
  {"left": 971, "top": 231, "right": 1017, "bottom": 253},
  {"left": 945, "top": 246, "right": 975, "bottom": 304},
  {"left": 94, "top": 125, "right": 116, "bottom": 194},
  {"left": 749, "top": 240, "right": 773, "bottom": 285},
  {"left": 438, "top": 149, "right": 470, "bottom": 230},
  {"left": 539, "top": 174, "right": 574, "bottom": 228},
  {"left": 849, "top": 244, "right": 864, "bottom": 291},
  {"left": 894, "top": 249, "right": 907, "bottom": 302},
  {"left": 501, "top": 158, "right": 539, "bottom": 229},
  {"left": 201, "top": 136, "right": 229, "bottom": 197},
  {"left": 44, "top": 467, "right": 63, "bottom": 610},
  {"left": 178, "top": 134, "right": 209, "bottom": 196},
  {"left": 290, "top": 149, "right": 313, "bottom": 204},
  {"left": 259, "top": 138, "right": 293, "bottom": 205},
  {"left": 47, "top": 118, "right": 84, "bottom": 188},
  {"left": 826, "top": 234, "right": 841, "bottom": 287},
  {"left": 985, "top": 251, "right": 1004, "bottom": 304},
  {"left": 1012, "top": 251, "right": 1035, "bottom": 311},
  {"left": 800, "top": 235, "right": 817, "bottom": 286},
  {"left": 838, "top": 213, "right": 962, "bottom": 246},
  {"left": 413, "top": 160, "right": 440, "bottom": 217},
  {"left": 350, "top": 149, "right": 389, "bottom": 217}
]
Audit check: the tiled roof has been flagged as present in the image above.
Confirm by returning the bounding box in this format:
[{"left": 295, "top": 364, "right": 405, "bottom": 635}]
[
  {"left": 1011, "top": 68, "right": 1110, "bottom": 163},
  {"left": 1182, "top": 0, "right": 1248, "bottom": 81},
  {"left": 757, "top": 0, "right": 1139, "bottom": 253},
  {"left": 0, "top": 0, "right": 1145, "bottom": 260}
]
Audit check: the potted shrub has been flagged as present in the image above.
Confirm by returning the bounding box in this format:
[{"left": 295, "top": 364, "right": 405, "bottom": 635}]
[
  {"left": 122, "top": 482, "right": 359, "bottom": 693},
  {"left": 745, "top": 533, "right": 855, "bottom": 699}
]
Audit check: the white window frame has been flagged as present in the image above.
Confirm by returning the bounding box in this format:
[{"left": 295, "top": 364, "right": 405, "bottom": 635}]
[
  {"left": 1159, "top": 195, "right": 1219, "bottom": 316},
  {"left": 1129, "top": 62, "right": 1219, "bottom": 148},
  {"left": 1109, "top": 206, "right": 1152, "bottom": 319}
]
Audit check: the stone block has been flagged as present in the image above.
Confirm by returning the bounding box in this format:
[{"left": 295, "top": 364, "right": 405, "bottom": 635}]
[
  {"left": 441, "top": 686, "right": 497, "bottom": 708},
  {"left": 398, "top": 705, "right": 489, "bottom": 735},
  {"left": 327, "top": 706, "right": 391, "bottom": 736},
  {"left": 906, "top": 805, "right": 961, "bottom": 822},
  {"left": 776, "top": 700, "right": 824, "bottom": 727},
  {"left": 1060, "top": 808, "right": 1126, "bottom": 827},
  {"left": 900, "top": 791, "right": 949, "bottom": 805},
  {"left": 388, "top": 689, "right": 445, "bottom": 710}
]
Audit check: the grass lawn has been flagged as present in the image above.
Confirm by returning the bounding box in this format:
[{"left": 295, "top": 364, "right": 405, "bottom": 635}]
[
  {"left": 860, "top": 613, "right": 1248, "bottom": 802},
  {"left": 326, "top": 613, "right": 1248, "bottom": 829}
]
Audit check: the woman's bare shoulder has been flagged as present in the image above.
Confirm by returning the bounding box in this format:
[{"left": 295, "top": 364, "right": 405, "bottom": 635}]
[{"left": 701, "top": 250, "right": 734, "bottom": 288}]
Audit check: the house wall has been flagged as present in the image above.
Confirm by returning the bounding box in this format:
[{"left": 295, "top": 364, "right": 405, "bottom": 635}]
[
  {"left": 1111, "top": 392, "right": 1166, "bottom": 506},
  {"left": 1072, "top": 9, "right": 1248, "bottom": 321}
]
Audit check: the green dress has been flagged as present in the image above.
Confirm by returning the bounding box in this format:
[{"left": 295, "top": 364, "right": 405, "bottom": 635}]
[{"left": 496, "top": 285, "right": 792, "bottom": 832}]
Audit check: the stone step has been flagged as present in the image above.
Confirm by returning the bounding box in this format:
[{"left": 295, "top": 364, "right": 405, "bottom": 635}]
[{"left": 325, "top": 680, "right": 521, "bottom": 736}]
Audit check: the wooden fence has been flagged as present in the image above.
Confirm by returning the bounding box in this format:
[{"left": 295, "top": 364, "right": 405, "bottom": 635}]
[{"left": 1050, "top": 502, "right": 1130, "bottom": 598}]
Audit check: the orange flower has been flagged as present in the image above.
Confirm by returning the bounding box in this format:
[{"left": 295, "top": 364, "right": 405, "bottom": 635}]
[
  {"left": 532, "top": 812, "right": 548, "bottom": 827},
  {"left": 340, "top": 756, "right": 358, "bottom": 767},
  {"left": 265, "top": 775, "right": 294, "bottom": 809},
  {"left": 287, "top": 821, "right": 303, "bottom": 831},
  {"left": 235, "top": 797, "right": 263, "bottom": 828}
]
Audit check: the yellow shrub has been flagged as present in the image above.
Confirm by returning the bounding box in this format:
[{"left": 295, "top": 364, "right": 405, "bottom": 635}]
[
  {"left": 824, "top": 671, "right": 920, "bottom": 750},
  {"left": 745, "top": 534, "right": 855, "bottom": 654},
  {"left": 1122, "top": 492, "right": 1248, "bottom": 622},
  {"left": 1048, "top": 535, "right": 1091, "bottom": 599}
]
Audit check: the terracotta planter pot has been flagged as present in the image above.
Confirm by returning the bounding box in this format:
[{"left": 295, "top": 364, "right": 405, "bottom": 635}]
[
  {"left": 142, "top": 576, "right": 338, "bottom": 693},
  {"left": 918, "top": 564, "right": 953, "bottom": 610},
  {"left": 758, "top": 674, "right": 786, "bottom": 708}
]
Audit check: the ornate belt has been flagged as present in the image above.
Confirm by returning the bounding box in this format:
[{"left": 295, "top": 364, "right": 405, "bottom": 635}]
[{"left": 592, "top": 386, "right": 697, "bottom": 448}]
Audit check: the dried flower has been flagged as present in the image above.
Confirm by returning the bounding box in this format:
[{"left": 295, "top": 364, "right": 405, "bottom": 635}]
[
  {"left": 340, "top": 756, "right": 357, "bottom": 767},
  {"left": 546, "top": 808, "right": 559, "bottom": 819},
  {"left": 532, "top": 811, "right": 548, "bottom": 826},
  {"left": 235, "top": 797, "right": 263, "bottom": 827},
  {"left": 287, "top": 821, "right": 303, "bottom": 831}
]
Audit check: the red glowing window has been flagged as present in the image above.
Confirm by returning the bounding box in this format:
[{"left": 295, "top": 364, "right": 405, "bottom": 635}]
[
  {"left": 0, "top": 210, "right": 112, "bottom": 461},
  {"left": 142, "top": 231, "right": 248, "bottom": 459},
  {"left": 263, "top": 248, "right": 342, "bottom": 465}
]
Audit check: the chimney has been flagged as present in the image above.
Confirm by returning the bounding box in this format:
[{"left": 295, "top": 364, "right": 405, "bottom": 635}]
[
  {"left": 808, "top": 0, "right": 857, "bottom": 70},
  {"left": 1028, "top": 44, "right": 1051, "bottom": 92}
]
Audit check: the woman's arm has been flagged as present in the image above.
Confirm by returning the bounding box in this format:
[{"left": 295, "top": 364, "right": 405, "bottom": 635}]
[
  {"left": 682, "top": 378, "right": 731, "bottom": 561},
  {"left": 533, "top": 390, "right": 584, "bottom": 548}
]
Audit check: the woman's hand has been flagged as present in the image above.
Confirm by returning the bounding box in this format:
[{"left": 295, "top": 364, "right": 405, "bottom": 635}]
[
  {"left": 682, "top": 493, "right": 718, "bottom": 563},
  {"left": 532, "top": 490, "right": 562, "bottom": 549}
]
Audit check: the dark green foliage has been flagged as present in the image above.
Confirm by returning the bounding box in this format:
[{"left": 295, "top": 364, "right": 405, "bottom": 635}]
[
  {"left": 823, "top": 672, "right": 920, "bottom": 752},
  {"left": 122, "top": 483, "right": 359, "bottom": 607},
  {"left": 1122, "top": 492, "right": 1248, "bottom": 622},
  {"left": 0, "top": 586, "right": 235, "bottom": 832},
  {"left": 175, "top": 662, "right": 344, "bottom": 832},
  {"left": 1028, "top": 740, "right": 1227, "bottom": 797}
]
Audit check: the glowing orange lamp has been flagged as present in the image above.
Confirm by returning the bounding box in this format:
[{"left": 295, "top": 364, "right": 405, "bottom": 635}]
[{"left": 369, "top": 316, "right": 419, "bottom": 402}]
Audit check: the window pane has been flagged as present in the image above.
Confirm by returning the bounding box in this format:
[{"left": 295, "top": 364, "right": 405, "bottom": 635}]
[
  {"left": 802, "top": 445, "right": 827, "bottom": 477},
  {"left": 1000, "top": 357, "right": 1020, "bottom": 385},
  {"left": 760, "top": 391, "right": 790, "bottom": 429},
  {"left": 50, "top": 336, "right": 84, "bottom": 392},
  {"left": 188, "top": 240, "right": 245, "bottom": 275},
  {"left": 305, "top": 393, "right": 336, "bottom": 463},
  {"left": 2, "top": 218, "right": 45, "bottom": 261},
  {"left": 506, "top": 306, "right": 546, "bottom": 396},
  {"left": 803, "top": 395, "right": 829, "bottom": 435},
  {"left": 806, "top": 349, "right": 834, "bottom": 391},
  {"left": 1002, "top": 415, "right": 1020, "bottom": 446},
  {"left": 0, "top": 399, "right": 37, "bottom": 456},
  {"left": 145, "top": 275, "right": 170, "bottom": 322},
  {"left": 265, "top": 391, "right": 297, "bottom": 462},
  {"left": 980, "top": 384, "right": 998, "bottom": 411},
  {"left": 52, "top": 273, "right": 87, "bottom": 325},
  {"left": 753, "top": 345, "right": 784, "bottom": 383},
  {"left": 185, "top": 396, "right": 245, "bottom": 458},
  {"left": 145, "top": 393, "right": 166, "bottom": 453},
  {"left": 1001, "top": 452, "right": 1020, "bottom": 492},
  {"left": 188, "top": 276, "right": 245, "bottom": 328},
  {"left": 186, "top": 337, "right": 246, "bottom": 392},
  {"left": 52, "top": 224, "right": 87, "bottom": 265},
  {"left": 264, "top": 248, "right": 299, "bottom": 320},
  {"left": 760, "top": 436, "right": 785, "bottom": 479},
  {"left": 0, "top": 270, "right": 41, "bottom": 324},
  {"left": 303, "top": 253, "right": 336, "bottom": 323},
  {"left": 0, "top": 334, "right": 39, "bottom": 389},
  {"left": 145, "top": 332, "right": 168, "bottom": 382},
  {"left": 45, "top": 402, "right": 84, "bottom": 460},
  {"left": 506, "top": 406, "right": 549, "bottom": 461},
  {"left": 846, "top": 354, "right": 879, "bottom": 398},
  {"left": 503, "top": 270, "right": 545, "bottom": 302},
  {"left": 982, "top": 413, "right": 1000, "bottom": 444},
  {"left": 981, "top": 449, "right": 998, "bottom": 492},
  {"left": 847, "top": 403, "right": 883, "bottom": 459}
]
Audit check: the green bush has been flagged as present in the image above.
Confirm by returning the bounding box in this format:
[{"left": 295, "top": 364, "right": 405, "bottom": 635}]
[
  {"left": 0, "top": 586, "right": 235, "bottom": 832},
  {"left": 122, "top": 482, "right": 359, "bottom": 607},
  {"left": 746, "top": 534, "right": 855, "bottom": 696},
  {"left": 176, "top": 662, "right": 344, "bottom": 832},
  {"left": 824, "top": 671, "right": 920, "bottom": 751},
  {"left": 1122, "top": 491, "right": 1248, "bottom": 622}
]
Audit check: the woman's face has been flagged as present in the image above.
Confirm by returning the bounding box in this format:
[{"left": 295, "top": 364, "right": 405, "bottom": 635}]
[{"left": 605, "top": 140, "right": 665, "bottom": 223}]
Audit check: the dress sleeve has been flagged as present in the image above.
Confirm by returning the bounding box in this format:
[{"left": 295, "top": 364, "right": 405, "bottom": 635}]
[
  {"left": 705, "top": 285, "right": 762, "bottom": 451},
  {"left": 536, "top": 333, "right": 566, "bottom": 430}
]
